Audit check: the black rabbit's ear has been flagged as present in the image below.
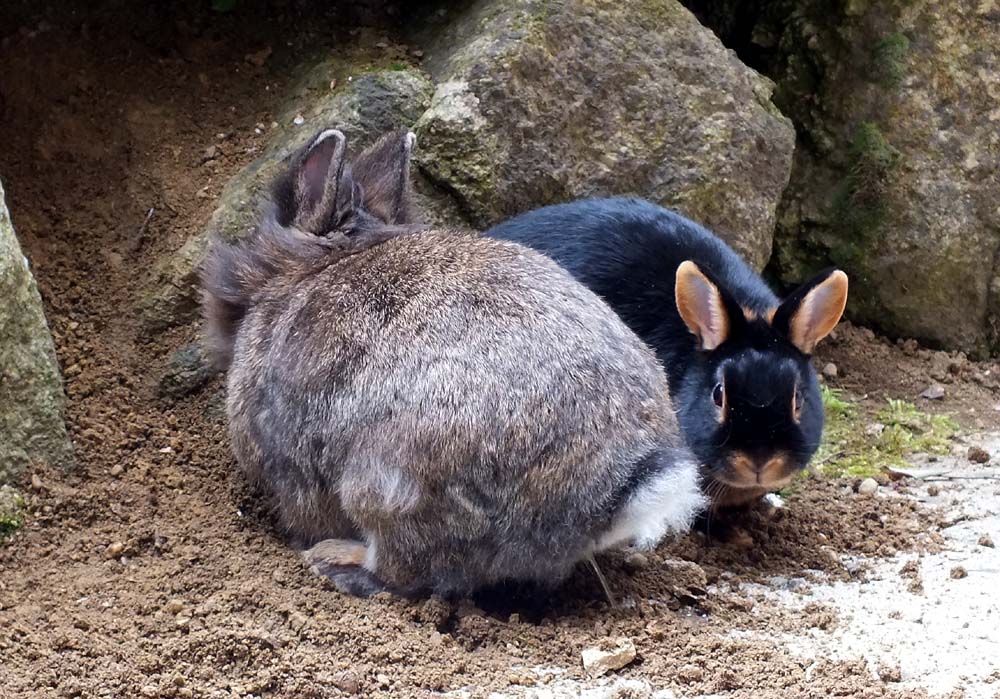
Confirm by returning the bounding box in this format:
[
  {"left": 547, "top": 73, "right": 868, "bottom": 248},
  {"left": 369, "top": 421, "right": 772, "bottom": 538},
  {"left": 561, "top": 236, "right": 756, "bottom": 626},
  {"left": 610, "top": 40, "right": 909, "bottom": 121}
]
[
  {"left": 276, "top": 128, "right": 349, "bottom": 233},
  {"left": 773, "top": 269, "right": 849, "bottom": 355},
  {"left": 675, "top": 261, "right": 731, "bottom": 351},
  {"left": 349, "top": 129, "right": 416, "bottom": 225}
]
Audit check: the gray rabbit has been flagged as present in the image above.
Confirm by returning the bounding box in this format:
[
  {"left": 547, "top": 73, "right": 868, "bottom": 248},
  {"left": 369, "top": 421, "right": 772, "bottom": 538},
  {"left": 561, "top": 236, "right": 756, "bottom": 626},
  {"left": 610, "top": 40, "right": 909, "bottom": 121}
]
[{"left": 201, "top": 127, "right": 705, "bottom": 598}]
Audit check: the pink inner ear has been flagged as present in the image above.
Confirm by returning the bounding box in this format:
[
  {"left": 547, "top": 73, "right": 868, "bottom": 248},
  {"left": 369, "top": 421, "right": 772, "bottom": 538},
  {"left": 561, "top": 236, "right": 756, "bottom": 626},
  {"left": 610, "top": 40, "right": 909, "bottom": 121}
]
[
  {"left": 676, "top": 262, "right": 728, "bottom": 350},
  {"left": 302, "top": 143, "right": 334, "bottom": 206},
  {"left": 792, "top": 271, "right": 848, "bottom": 352}
]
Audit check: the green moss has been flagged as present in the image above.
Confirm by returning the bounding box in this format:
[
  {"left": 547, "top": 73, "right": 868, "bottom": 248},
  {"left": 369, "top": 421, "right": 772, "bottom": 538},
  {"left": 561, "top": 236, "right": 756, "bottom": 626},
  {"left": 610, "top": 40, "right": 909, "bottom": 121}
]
[
  {"left": 828, "top": 122, "right": 901, "bottom": 254},
  {"left": 815, "top": 387, "right": 958, "bottom": 479},
  {"left": 872, "top": 32, "right": 910, "bottom": 87},
  {"left": 0, "top": 486, "right": 26, "bottom": 542}
]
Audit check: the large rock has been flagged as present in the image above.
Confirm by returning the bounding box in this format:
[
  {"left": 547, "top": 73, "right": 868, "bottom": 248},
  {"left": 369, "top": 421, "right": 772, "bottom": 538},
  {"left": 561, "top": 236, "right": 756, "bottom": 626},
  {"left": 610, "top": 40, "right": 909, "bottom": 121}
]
[
  {"left": 139, "top": 65, "right": 436, "bottom": 330},
  {"left": 745, "top": 0, "right": 1000, "bottom": 356},
  {"left": 0, "top": 178, "right": 73, "bottom": 482},
  {"left": 412, "top": 0, "right": 796, "bottom": 269}
]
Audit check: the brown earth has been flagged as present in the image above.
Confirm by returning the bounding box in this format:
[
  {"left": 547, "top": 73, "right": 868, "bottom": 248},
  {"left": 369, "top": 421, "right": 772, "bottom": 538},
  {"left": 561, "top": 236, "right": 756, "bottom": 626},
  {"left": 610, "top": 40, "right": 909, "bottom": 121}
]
[{"left": 1, "top": 6, "right": 998, "bottom": 699}]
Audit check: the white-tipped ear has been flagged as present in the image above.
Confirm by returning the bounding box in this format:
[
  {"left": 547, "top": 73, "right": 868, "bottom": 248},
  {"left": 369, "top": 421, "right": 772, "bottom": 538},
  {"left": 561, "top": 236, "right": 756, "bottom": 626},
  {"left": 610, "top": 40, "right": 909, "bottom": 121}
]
[
  {"left": 294, "top": 128, "right": 347, "bottom": 232},
  {"left": 675, "top": 261, "right": 730, "bottom": 351},
  {"left": 788, "top": 270, "right": 849, "bottom": 354}
]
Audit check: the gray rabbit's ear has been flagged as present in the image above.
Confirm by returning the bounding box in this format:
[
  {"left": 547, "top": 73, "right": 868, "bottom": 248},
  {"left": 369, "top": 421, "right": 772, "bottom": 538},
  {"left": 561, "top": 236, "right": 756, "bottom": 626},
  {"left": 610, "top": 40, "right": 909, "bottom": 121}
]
[
  {"left": 348, "top": 130, "right": 416, "bottom": 225},
  {"left": 675, "top": 261, "right": 730, "bottom": 351},
  {"left": 287, "top": 128, "right": 349, "bottom": 233}
]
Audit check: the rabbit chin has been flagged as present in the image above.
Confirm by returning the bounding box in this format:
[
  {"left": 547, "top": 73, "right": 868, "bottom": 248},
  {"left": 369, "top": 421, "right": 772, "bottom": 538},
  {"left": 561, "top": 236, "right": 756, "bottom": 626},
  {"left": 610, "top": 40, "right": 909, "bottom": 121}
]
[{"left": 593, "top": 457, "right": 706, "bottom": 553}]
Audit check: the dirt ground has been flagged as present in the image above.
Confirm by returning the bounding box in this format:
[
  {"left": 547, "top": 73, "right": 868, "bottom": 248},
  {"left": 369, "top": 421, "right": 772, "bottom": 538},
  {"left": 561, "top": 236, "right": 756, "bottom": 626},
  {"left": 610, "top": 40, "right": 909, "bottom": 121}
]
[{"left": 1, "top": 6, "right": 999, "bottom": 699}]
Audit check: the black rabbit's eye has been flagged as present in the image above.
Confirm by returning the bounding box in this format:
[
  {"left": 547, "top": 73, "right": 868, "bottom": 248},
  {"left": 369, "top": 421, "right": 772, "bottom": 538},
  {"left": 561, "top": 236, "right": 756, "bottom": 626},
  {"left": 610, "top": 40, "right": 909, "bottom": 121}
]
[{"left": 712, "top": 383, "right": 724, "bottom": 408}]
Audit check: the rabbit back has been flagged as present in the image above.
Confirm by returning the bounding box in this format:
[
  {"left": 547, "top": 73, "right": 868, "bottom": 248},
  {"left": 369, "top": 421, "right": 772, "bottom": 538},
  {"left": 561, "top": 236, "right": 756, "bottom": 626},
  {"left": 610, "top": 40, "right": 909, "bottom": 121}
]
[{"left": 226, "top": 231, "right": 700, "bottom": 593}]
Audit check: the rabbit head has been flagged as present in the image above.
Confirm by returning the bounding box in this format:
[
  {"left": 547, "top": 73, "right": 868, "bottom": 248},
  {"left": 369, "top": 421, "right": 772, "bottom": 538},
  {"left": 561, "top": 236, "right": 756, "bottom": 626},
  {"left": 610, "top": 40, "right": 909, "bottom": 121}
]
[
  {"left": 674, "top": 262, "right": 848, "bottom": 501},
  {"left": 202, "top": 127, "right": 420, "bottom": 370}
]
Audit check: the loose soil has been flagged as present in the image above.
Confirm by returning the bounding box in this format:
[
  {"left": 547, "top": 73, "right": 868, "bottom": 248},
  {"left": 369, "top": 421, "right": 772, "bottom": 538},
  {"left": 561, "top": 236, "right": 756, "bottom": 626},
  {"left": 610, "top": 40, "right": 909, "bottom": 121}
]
[{"left": 1, "top": 5, "right": 998, "bottom": 699}]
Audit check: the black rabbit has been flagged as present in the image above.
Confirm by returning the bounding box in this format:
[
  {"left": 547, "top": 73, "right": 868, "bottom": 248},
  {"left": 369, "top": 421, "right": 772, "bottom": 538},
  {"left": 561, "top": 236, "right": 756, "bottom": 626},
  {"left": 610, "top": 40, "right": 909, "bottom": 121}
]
[
  {"left": 201, "top": 133, "right": 704, "bottom": 598},
  {"left": 487, "top": 197, "right": 848, "bottom": 509}
]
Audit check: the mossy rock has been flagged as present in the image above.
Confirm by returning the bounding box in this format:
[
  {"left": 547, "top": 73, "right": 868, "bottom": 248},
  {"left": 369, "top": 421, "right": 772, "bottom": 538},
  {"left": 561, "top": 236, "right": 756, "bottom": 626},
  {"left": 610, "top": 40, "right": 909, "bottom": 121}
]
[
  {"left": 0, "top": 178, "right": 74, "bottom": 482},
  {"left": 412, "top": 0, "right": 795, "bottom": 270},
  {"left": 758, "top": 0, "right": 1000, "bottom": 356}
]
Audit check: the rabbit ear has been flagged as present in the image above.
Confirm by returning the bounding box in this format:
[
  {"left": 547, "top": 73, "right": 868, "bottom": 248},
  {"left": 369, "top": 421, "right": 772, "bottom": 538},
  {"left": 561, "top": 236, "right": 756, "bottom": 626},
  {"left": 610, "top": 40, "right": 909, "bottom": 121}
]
[
  {"left": 774, "top": 269, "right": 849, "bottom": 355},
  {"left": 348, "top": 130, "right": 416, "bottom": 225},
  {"left": 675, "top": 261, "right": 731, "bottom": 351},
  {"left": 287, "top": 128, "right": 349, "bottom": 233}
]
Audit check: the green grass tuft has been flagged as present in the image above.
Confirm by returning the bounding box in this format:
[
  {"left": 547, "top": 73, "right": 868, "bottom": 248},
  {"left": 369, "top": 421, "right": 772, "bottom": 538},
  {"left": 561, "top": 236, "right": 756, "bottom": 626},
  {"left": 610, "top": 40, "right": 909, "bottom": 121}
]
[
  {"left": 872, "top": 32, "right": 910, "bottom": 88},
  {"left": 0, "top": 490, "right": 26, "bottom": 542},
  {"left": 814, "top": 388, "right": 957, "bottom": 479}
]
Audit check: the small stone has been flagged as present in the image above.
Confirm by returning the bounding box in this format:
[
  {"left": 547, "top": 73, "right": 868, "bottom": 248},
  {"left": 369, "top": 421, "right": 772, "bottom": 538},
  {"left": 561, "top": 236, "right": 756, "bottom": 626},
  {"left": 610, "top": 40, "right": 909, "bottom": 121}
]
[
  {"left": 920, "top": 384, "right": 945, "bottom": 400},
  {"left": 950, "top": 566, "right": 967, "bottom": 579},
  {"left": 927, "top": 484, "right": 941, "bottom": 497},
  {"left": 293, "top": 114, "right": 305, "bottom": 126},
  {"left": 30, "top": 474, "right": 44, "bottom": 490},
  {"left": 165, "top": 599, "right": 185, "bottom": 615},
  {"left": 624, "top": 552, "right": 649, "bottom": 570},
  {"left": 878, "top": 664, "right": 902, "bottom": 683},
  {"left": 331, "top": 670, "right": 360, "bottom": 694},
  {"left": 967, "top": 446, "right": 990, "bottom": 463},
  {"left": 978, "top": 535, "right": 994, "bottom": 548},
  {"left": 104, "top": 542, "right": 125, "bottom": 558},
  {"left": 581, "top": 637, "right": 637, "bottom": 677},
  {"left": 857, "top": 478, "right": 879, "bottom": 495},
  {"left": 645, "top": 618, "right": 672, "bottom": 640},
  {"left": 200, "top": 145, "right": 217, "bottom": 164},
  {"left": 678, "top": 664, "right": 704, "bottom": 684},
  {"left": 821, "top": 362, "right": 838, "bottom": 380},
  {"left": 244, "top": 46, "right": 272, "bottom": 66},
  {"left": 376, "top": 673, "right": 390, "bottom": 688},
  {"left": 110, "top": 464, "right": 124, "bottom": 477},
  {"left": 157, "top": 342, "right": 216, "bottom": 399},
  {"left": 287, "top": 611, "right": 309, "bottom": 632}
]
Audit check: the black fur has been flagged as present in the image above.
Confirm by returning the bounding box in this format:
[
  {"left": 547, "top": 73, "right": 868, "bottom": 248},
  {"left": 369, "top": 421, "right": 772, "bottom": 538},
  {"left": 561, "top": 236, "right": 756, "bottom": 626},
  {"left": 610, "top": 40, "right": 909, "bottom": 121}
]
[{"left": 487, "top": 197, "right": 835, "bottom": 506}]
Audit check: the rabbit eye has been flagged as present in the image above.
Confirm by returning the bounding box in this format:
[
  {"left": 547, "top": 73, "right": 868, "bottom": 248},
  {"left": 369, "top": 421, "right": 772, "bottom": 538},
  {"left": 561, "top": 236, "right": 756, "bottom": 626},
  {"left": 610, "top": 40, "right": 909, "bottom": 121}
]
[{"left": 712, "top": 383, "right": 724, "bottom": 408}]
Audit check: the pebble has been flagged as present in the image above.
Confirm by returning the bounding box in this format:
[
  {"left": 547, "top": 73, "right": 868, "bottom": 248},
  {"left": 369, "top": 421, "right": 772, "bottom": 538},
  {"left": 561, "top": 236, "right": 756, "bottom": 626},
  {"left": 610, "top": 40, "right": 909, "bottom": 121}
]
[
  {"left": 967, "top": 446, "right": 990, "bottom": 463},
  {"left": 581, "top": 637, "right": 637, "bottom": 677},
  {"left": 920, "top": 383, "right": 945, "bottom": 400},
  {"left": 165, "top": 599, "right": 186, "bottom": 615},
  {"left": 331, "top": 670, "right": 360, "bottom": 694},
  {"left": 678, "top": 664, "right": 704, "bottom": 683},
  {"left": 244, "top": 46, "right": 272, "bottom": 67},
  {"left": 950, "top": 566, "right": 968, "bottom": 579},
  {"left": 376, "top": 673, "right": 391, "bottom": 688},
  {"left": 104, "top": 542, "right": 125, "bottom": 559},
  {"left": 293, "top": 114, "right": 305, "bottom": 125},
  {"left": 30, "top": 474, "right": 44, "bottom": 491},
  {"left": 927, "top": 484, "right": 941, "bottom": 497},
  {"left": 110, "top": 464, "right": 124, "bottom": 477},
  {"left": 857, "top": 478, "right": 879, "bottom": 495},
  {"left": 878, "top": 664, "right": 902, "bottom": 683},
  {"left": 821, "top": 362, "right": 838, "bottom": 380},
  {"left": 624, "top": 552, "right": 650, "bottom": 570},
  {"left": 978, "top": 535, "right": 994, "bottom": 548}
]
